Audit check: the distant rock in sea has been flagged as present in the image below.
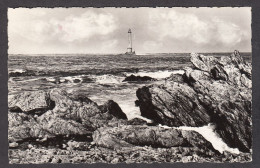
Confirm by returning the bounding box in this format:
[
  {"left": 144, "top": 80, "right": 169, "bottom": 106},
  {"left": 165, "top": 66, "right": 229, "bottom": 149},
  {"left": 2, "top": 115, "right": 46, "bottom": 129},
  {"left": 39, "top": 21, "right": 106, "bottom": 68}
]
[{"left": 123, "top": 74, "right": 156, "bottom": 82}]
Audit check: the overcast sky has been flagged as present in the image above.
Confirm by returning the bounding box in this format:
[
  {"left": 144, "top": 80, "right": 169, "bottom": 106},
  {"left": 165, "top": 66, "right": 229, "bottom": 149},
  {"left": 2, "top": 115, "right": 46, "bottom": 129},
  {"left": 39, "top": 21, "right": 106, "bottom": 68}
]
[{"left": 8, "top": 7, "right": 251, "bottom": 54}]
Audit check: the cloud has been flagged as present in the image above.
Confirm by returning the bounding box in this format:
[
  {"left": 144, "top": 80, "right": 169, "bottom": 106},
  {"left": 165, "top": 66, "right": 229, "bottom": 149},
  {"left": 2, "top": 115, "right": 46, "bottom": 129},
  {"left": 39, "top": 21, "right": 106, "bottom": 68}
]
[
  {"left": 148, "top": 9, "right": 249, "bottom": 46},
  {"left": 8, "top": 8, "right": 251, "bottom": 54},
  {"left": 50, "top": 11, "right": 118, "bottom": 42},
  {"left": 8, "top": 9, "right": 118, "bottom": 44},
  {"left": 213, "top": 17, "right": 245, "bottom": 45},
  {"left": 149, "top": 10, "right": 210, "bottom": 44}
]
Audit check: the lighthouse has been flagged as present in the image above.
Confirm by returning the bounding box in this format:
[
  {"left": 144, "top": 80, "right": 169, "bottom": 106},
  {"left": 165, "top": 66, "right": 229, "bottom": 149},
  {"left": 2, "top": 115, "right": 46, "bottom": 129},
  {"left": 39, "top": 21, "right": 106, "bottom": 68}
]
[{"left": 125, "top": 29, "right": 135, "bottom": 55}]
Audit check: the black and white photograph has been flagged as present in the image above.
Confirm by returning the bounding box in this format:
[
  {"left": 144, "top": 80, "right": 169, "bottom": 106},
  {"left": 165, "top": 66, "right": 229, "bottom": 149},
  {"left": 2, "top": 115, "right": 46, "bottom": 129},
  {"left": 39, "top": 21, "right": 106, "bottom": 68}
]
[{"left": 7, "top": 7, "right": 252, "bottom": 163}]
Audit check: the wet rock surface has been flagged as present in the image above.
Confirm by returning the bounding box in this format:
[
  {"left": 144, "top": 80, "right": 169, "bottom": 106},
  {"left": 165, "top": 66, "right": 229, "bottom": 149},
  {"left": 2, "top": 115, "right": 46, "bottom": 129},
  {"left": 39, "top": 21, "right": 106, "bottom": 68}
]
[{"left": 136, "top": 51, "right": 252, "bottom": 152}]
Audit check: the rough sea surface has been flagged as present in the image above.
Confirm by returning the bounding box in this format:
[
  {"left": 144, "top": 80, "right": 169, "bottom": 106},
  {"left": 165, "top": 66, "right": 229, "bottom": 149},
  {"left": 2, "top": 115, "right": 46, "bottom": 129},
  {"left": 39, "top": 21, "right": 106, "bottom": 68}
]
[{"left": 8, "top": 53, "right": 251, "bottom": 120}]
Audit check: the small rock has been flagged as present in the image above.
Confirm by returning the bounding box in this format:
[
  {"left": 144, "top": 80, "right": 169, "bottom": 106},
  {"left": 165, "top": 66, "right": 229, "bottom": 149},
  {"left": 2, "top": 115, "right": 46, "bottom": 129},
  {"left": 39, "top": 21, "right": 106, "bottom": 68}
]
[
  {"left": 111, "top": 157, "right": 120, "bottom": 164},
  {"left": 9, "top": 142, "right": 18, "bottom": 148},
  {"left": 51, "top": 157, "right": 62, "bottom": 163},
  {"left": 28, "top": 144, "right": 33, "bottom": 149},
  {"left": 62, "top": 144, "right": 67, "bottom": 149}
]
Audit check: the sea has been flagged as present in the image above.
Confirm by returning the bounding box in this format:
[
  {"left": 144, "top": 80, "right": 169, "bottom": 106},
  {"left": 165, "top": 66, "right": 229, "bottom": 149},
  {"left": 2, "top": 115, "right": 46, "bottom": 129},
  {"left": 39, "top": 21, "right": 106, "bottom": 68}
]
[
  {"left": 8, "top": 52, "right": 252, "bottom": 154},
  {"left": 8, "top": 53, "right": 251, "bottom": 120}
]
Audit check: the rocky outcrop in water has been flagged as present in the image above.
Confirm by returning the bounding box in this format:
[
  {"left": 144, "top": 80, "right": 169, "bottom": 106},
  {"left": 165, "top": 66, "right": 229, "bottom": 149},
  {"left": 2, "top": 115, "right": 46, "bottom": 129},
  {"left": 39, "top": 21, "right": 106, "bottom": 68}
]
[
  {"left": 136, "top": 51, "right": 252, "bottom": 152},
  {"left": 123, "top": 75, "right": 156, "bottom": 82},
  {"left": 8, "top": 89, "right": 128, "bottom": 142}
]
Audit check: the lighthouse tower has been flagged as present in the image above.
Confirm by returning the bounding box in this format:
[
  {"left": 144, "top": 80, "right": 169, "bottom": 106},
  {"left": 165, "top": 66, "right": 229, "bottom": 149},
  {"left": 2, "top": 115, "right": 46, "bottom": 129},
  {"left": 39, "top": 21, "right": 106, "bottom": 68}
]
[{"left": 125, "top": 29, "right": 135, "bottom": 55}]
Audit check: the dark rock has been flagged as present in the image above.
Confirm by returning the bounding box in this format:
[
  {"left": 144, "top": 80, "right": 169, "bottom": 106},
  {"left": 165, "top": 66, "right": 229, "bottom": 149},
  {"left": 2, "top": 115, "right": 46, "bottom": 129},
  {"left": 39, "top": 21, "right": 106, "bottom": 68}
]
[
  {"left": 9, "top": 69, "right": 35, "bottom": 77},
  {"left": 123, "top": 75, "right": 156, "bottom": 82},
  {"left": 136, "top": 51, "right": 252, "bottom": 152},
  {"left": 81, "top": 76, "right": 93, "bottom": 83},
  {"left": 93, "top": 125, "right": 218, "bottom": 154},
  {"left": 99, "top": 100, "right": 127, "bottom": 119},
  {"left": 73, "top": 79, "right": 81, "bottom": 83}
]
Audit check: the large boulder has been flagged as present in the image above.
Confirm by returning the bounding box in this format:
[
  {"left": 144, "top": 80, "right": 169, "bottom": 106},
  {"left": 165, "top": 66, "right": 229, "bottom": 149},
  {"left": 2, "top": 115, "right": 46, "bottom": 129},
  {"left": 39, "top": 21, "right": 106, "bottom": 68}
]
[
  {"left": 136, "top": 82, "right": 211, "bottom": 127},
  {"left": 8, "top": 89, "right": 128, "bottom": 143},
  {"left": 93, "top": 125, "right": 218, "bottom": 154},
  {"left": 136, "top": 51, "right": 252, "bottom": 152},
  {"left": 8, "top": 90, "right": 54, "bottom": 114}
]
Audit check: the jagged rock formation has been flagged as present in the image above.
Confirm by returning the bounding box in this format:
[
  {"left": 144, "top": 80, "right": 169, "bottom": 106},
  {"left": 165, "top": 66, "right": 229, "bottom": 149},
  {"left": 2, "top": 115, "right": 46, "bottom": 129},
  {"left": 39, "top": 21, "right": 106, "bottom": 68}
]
[
  {"left": 136, "top": 83, "right": 211, "bottom": 126},
  {"left": 93, "top": 125, "right": 218, "bottom": 154},
  {"left": 8, "top": 89, "right": 128, "bottom": 142},
  {"left": 136, "top": 51, "right": 252, "bottom": 152}
]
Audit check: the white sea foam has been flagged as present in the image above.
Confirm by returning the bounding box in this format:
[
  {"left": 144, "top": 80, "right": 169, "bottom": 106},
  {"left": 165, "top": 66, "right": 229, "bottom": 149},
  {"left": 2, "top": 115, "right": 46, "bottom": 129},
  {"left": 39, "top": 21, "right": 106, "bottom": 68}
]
[
  {"left": 62, "top": 76, "right": 82, "bottom": 83},
  {"left": 45, "top": 75, "right": 85, "bottom": 83},
  {"left": 126, "top": 70, "right": 185, "bottom": 79},
  {"left": 46, "top": 77, "right": 56, "bottom": 82},
  {"left": 119, "top": 102, "right": 140, "bottom": 119},
  {"left": 95, "top": 75, "right": 124, "bottom": 84},
  {"left": 159, "top": 123, "right": 240, "bottom": 154},
  {"left": 12, "top": 77, "right": 41, "bottom": 83},
  {"left": 9, "top": 69, "right": 26, "bottom": 73}
]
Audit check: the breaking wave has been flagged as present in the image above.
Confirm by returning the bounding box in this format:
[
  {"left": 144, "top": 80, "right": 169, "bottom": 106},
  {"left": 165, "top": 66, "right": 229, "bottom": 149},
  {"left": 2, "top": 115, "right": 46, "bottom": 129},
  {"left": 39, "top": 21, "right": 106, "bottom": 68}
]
[
  {"left": 125, "top": 70, "right": 185, "bottom": 79},
  {"left": 159, "top": 124, "right": 240, "bottom": 154},
  {"left": 94, "top": 75, "right": 124, "bottom": 84}
]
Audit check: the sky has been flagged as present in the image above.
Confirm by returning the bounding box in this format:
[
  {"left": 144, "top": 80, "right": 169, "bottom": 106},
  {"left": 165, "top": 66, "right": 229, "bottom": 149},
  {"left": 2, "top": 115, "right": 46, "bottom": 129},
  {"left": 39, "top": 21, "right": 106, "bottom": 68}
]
[{"left": 8, "top": 7, "right": 251, "bottom": 54}]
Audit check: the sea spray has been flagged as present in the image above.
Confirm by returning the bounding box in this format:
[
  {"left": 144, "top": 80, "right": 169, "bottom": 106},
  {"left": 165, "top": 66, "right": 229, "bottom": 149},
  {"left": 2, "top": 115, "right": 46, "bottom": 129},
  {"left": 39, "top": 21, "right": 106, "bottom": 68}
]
[
  {"left": 125, "top": 70, "right": 185, "bottom": 79},
  {"left": 159, "top": 123, "right": 240, "bottom": 154}
]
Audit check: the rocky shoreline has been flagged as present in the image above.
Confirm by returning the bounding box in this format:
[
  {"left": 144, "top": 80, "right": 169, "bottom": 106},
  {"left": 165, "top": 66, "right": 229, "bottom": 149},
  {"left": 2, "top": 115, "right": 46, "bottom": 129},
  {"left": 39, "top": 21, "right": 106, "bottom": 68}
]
[{"left": 8, "top": 51, "right": 252, "bottom": 163}]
